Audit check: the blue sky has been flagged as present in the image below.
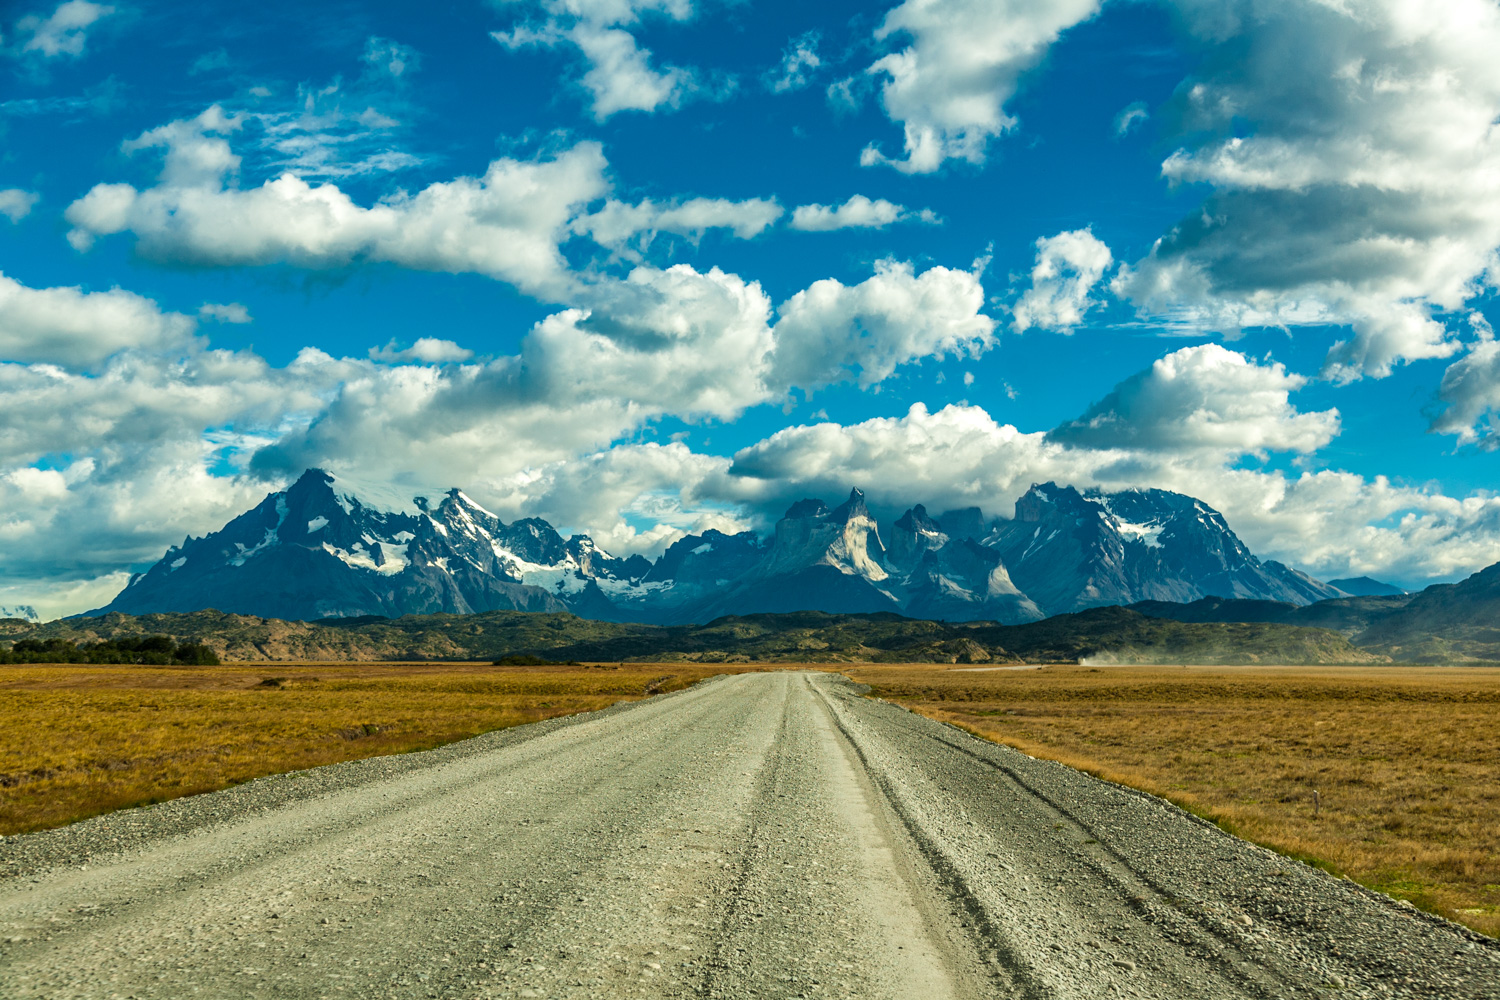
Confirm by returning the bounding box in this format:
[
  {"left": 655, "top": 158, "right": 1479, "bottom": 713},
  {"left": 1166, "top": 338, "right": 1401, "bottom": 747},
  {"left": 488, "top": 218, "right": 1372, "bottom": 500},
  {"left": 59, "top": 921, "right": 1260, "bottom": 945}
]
[{"left": 5, "top": 0, "right": 1500, "bottom": 616}]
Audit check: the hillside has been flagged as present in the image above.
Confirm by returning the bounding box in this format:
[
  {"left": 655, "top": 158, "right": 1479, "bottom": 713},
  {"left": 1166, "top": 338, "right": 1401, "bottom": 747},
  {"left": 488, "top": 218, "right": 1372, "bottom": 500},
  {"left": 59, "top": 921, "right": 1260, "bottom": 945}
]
[
  {"left": 1352, "top": 562, "right": 1500, "bottom": 662},
  {"left": 967, "top": 607, "right": 1385, "bottom": 665},
  {"left": 1, "top": 607, "right": 1382, "bottom": 666},
  {"left": 1130, "top": 560, "right": 1500, "bottom": 663},
  {"left": 1127, "top": 594, "right": 1415, "bottom": 636}
]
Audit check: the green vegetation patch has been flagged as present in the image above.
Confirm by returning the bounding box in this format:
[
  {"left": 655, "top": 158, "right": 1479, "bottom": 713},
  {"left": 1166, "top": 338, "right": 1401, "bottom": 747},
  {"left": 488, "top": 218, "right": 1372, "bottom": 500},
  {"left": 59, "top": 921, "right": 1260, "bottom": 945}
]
[{"left": 1, "top": 634, "right": 219, "bottom": 665}]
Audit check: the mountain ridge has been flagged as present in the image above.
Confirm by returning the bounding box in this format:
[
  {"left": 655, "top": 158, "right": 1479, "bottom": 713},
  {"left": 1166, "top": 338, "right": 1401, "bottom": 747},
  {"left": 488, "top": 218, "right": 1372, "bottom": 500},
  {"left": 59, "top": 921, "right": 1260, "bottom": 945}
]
[
  {"left": 7, "top": 606, "right": 1384, "bottom": 666},
  {"left": 84, "top": 468, "right": 1356, "bottom": 626}
]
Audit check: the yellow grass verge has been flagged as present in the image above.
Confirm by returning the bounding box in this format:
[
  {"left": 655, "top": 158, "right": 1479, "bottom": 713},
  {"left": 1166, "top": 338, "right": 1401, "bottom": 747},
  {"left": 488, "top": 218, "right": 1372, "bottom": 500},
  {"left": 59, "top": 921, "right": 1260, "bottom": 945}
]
[
  {"left": 846, "top": 663, "right": 1500, "bottom": 939},
  {"left": 0, "top": 661, "right": 754, "bottom": 837}
]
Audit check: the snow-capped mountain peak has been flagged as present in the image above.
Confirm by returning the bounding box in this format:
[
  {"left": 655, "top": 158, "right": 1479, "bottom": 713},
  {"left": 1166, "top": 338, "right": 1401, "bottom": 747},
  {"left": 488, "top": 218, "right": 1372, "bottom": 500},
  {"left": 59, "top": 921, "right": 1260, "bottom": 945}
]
[
  {"left": 86, "top": 471, "right": 1343, "bottom": 626},
  {"left": 94, "top": 468, "right": 563, "bottom": 620},
  {"left": 988, "top": 482, "right": 1343, "bottom": 615}
]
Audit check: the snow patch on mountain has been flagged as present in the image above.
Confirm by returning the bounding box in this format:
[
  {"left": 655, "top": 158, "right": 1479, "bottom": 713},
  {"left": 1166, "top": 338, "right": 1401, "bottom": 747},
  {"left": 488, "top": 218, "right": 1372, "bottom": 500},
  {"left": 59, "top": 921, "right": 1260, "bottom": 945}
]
[
  {"left": 324, "top": 471, "right": 436, "bottom": 516},
  {"left": 230, "top": 528, "right": 280, "bottom": 566},
  {"left": 322, "top": 540, "right": 408, "bottom": 576}
]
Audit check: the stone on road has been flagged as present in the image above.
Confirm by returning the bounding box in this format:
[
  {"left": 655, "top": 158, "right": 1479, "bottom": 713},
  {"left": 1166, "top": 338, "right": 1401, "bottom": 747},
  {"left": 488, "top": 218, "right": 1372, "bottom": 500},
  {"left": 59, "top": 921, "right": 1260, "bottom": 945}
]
[{"left": 1, "top": 672, "right": 1496, "bottom": 998}]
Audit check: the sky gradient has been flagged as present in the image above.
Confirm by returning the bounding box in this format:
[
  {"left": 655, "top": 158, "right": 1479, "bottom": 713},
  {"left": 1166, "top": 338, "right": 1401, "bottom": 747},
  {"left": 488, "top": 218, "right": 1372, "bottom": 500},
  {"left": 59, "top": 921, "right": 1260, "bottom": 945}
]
[{"left": 4, "top": 0, "right": 1500, "bottom": 617}]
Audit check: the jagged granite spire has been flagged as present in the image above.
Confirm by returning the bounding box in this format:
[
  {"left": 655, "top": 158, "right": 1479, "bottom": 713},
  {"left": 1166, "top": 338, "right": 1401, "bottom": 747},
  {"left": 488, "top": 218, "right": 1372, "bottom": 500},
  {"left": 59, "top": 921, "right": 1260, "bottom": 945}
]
[{"left": 829, "top": 487, "right": 870, "bottom": 523}]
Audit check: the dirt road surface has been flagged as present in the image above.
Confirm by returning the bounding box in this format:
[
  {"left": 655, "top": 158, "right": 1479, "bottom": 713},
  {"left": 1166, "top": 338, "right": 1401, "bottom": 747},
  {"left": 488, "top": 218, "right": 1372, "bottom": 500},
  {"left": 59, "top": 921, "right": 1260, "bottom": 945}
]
[{"left": 1, "top": 671, "right": 1496, "bottom": 999}]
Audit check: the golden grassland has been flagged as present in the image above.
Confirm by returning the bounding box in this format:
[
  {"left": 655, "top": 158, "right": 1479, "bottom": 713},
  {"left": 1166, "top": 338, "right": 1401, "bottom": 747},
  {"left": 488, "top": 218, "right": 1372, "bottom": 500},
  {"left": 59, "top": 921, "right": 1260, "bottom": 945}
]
[
  {"left": 0, "top": 661, "right": 756, "bottom": 836},
  {"left": 5, "top": 659, "right": 1496, "bottom": 939},
  {"left": 846, "top": 662, "right": 1500, "bottom": 938}
]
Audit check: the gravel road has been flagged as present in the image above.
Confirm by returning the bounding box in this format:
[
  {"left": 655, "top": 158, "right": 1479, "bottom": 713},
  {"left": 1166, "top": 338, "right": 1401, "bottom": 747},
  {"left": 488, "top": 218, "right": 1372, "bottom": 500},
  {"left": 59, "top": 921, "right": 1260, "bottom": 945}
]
[{"left": 1, "top": 671, "right": 1496, "bottom": 999}]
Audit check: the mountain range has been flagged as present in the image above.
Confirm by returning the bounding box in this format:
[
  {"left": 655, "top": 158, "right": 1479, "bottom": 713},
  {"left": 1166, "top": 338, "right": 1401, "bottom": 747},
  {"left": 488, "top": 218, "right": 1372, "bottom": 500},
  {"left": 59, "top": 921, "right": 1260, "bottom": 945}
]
[{"left": 85, "top": 468, "right": 1354, "bottom": 626}]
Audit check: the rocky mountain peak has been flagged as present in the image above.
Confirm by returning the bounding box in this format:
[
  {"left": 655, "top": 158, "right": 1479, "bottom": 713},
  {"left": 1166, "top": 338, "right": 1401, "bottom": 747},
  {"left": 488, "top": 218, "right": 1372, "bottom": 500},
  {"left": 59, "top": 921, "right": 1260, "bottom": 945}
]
[
  {"left": 895, "top": 504, "right": 941, "bottom": 534},
  {"left": 764, "top": 488, "right": 889, "bottom": 584},
  {"left": 992, "top": 482, "right": 1343, "bottom": 615},
  {"left": 644, "top": 529, "right": 763, "bottom": 584},
  {"left": 888, "top": 504, "right": 948, "bottom": 574},
  {"left": 829, "top": 487, "right": 871, "bottom": 524},
  {"left": 784, "top": 498, "right": 830, "bottom": 520},
  {"left": 498, "top": 518, "right": 569, "bottom": 566},
  {"left": 1014, "top": 482, "right": 1097, "bottom": 523},
  {"left": 287, "top": 466, "right": 335, "bottom": 496}
]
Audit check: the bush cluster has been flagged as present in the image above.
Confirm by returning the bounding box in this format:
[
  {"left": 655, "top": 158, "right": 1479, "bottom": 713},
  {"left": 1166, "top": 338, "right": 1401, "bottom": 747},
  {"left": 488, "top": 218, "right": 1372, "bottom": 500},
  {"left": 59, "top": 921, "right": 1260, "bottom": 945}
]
[
  {"left": 1, "top": 635, "right": 220, "bottom": 665},
  {"left": 491, "top": 653, "right": 581, "bottom": 666}
]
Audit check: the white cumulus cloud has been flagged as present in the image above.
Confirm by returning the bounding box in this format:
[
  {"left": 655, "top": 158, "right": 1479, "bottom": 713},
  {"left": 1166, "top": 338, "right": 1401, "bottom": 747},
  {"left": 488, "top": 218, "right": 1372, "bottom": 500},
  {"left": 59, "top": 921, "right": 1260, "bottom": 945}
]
[
  {"left": 66, "top": 109, "right": 611, "bottom": 300},
  {"left": 198, "top": 302, "right": 251, "bottom": 324},
  {"left": 859, "top": 0, "right": 1102, "bottom": 173},
  {"left": 250, "top": 263, "right": 776, "bottom": 486},
  {"left": 492, "top": 0, "right": 705, "bottom": 120},
  {"left": 1011, "top": 228, "right": 1113, "bottom": 333},
  {"left": 1429, "top": 317, "right": 1500, "bottom": 448},
  {"left": 1048, "top": 343, "right": 1340, "bottom": 456},
  {"left": 63, "top": 107, "right": 806, "bottom": 305},
  {"left": 1116, "top": 0, "right": 1500, "bottom": 388},
  {"left": 245, "top": 258, "right": 1001, "bottom": 487},
  {"left": 0, "top": 189, "right": 40, "bottom": 222},
  {"left": 0, "top": 272, "right": 197, "bottom": 368},
  {"left": 369, "top": 338, "right": 474, "bottom": 364},
  {"left": 575, "top": 196, "right": 783, "bottom": 249},
  {"left": 789, "top": 195, "right": 937, "bottom": 232},
  {"left": 769, "top": 260, "right": 995, "bottom": 391}
]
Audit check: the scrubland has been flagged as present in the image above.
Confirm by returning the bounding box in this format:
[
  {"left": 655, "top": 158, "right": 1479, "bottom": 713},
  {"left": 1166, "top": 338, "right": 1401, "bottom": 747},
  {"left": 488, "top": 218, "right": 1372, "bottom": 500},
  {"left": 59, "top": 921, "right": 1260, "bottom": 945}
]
[
  {"left": 0, "top": 661, "right": 748, "bottom": 836},
  {"left": 848, "top": 662, "right": 1500, "bottom": 937}
]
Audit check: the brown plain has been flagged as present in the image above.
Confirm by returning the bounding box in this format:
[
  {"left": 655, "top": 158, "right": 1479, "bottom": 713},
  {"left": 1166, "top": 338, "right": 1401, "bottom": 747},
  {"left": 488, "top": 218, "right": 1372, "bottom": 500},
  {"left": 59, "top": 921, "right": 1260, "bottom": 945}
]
[
  {"left": 4, "top": 660, "right": 1496, "bottom": 940},
  {"left": 846, "top": 662, "right": 1500, "bottom": 938},
  {"left": 0, "top": 661, "right": 755, "bottom": 837}
]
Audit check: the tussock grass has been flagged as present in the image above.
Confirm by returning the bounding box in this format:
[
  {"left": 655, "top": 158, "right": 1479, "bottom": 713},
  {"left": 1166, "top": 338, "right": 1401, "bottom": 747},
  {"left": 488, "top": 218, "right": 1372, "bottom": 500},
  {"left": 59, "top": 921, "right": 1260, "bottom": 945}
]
[
  {"left": 847, "top": 663, "right": 1500, "bottom": 938},
  {"left": 0, "top": 661, "right": 748, "bottom": 836}
]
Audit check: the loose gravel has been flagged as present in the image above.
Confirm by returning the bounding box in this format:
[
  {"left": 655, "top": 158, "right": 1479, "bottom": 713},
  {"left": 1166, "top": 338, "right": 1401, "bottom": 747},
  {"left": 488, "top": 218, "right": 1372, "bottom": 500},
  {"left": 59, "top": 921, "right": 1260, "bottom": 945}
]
[{"left": 0, "top": 671, "right": 1495, "bottom": 999}]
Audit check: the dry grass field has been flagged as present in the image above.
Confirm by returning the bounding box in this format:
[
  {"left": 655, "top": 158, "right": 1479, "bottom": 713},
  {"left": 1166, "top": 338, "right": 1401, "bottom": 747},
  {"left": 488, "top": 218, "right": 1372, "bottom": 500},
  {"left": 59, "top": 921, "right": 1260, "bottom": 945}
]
[
  {"left": 0, "top": 661, "right": 751, "bottom": 837},
  {"left": 847, "top": 663, "right": 1500, "bottom": 938},
  {"left": 6, "top": 658, "right": 1496, "bottom": 940}
]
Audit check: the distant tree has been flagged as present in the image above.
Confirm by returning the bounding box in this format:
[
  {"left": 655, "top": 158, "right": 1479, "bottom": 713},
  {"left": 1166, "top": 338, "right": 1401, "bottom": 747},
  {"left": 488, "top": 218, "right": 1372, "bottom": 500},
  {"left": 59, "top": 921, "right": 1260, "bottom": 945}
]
[
  {"left": 173, "top": 643, "right": 220, "bottom": 665},
  {"left": 2, "top": 634, "right": 219, "bottom": 665}
]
